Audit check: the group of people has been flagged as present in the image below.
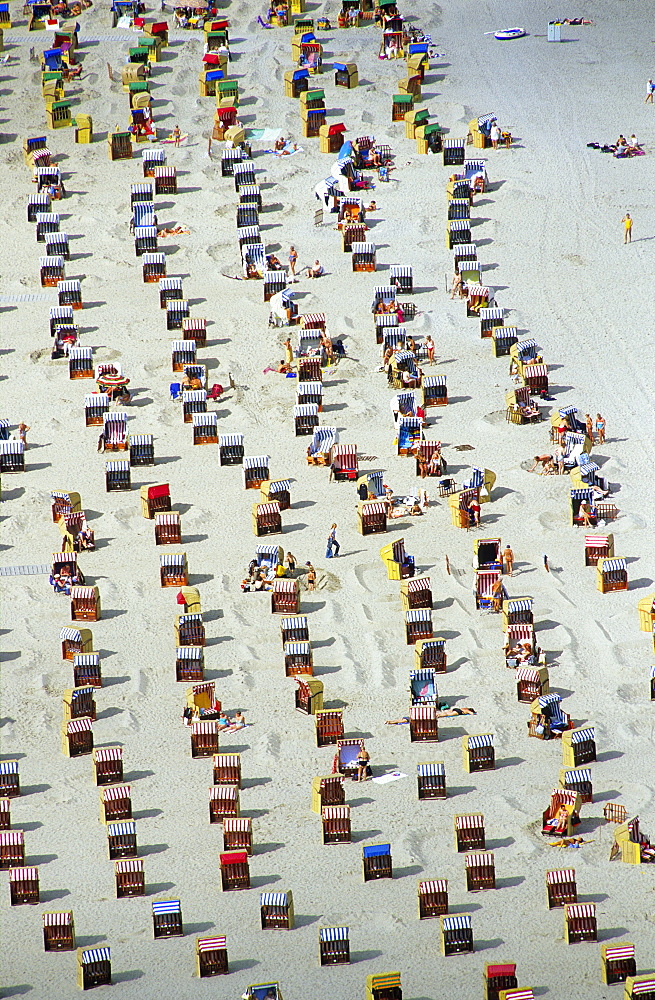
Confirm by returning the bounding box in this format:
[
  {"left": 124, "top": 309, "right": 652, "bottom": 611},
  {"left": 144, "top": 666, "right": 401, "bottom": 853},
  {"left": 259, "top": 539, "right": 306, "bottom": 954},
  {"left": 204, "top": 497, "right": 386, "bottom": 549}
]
[
  {"left": 182, "top": 703, "right": 246, "bottom": 730},
  {"left": 49, "top": 563, "right": 84, "bottom": 595}
]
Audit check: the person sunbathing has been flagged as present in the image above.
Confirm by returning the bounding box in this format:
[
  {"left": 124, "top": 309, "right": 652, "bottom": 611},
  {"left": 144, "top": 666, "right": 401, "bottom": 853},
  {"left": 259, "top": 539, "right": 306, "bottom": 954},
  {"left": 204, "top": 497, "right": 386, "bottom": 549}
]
[
  {"left": 386, "top": 707, "right": 476, "bottom": 724},
  {"left": 224, "top": 710, "right": 246, "bottom": 733}
]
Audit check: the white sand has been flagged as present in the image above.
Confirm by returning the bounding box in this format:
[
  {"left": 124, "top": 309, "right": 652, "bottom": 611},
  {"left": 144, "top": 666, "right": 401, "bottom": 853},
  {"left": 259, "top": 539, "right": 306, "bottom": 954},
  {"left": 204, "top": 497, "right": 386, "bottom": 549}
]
[{"left": 2, "top": 0, "right": 655, "bottom": 996}]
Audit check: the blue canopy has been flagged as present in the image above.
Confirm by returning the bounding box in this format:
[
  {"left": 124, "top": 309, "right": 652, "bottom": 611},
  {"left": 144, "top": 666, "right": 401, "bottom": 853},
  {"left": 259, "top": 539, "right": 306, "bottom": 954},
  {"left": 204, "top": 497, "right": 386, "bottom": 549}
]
[{"left": 338, "top": 140, "right": 353, "bottom": 159}]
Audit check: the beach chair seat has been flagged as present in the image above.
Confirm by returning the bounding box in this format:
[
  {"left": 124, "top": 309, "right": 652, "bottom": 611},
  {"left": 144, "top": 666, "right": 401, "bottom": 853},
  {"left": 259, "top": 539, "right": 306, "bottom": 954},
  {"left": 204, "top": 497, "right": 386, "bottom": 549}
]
[
  {"left": 542, "top": 789, "right": 580, "bottom": 837},
  {"left": 209, "top": 785, "right": 240, "bottom": 823},
  {"left": 405, "top": 609, "right": 432, "bottom": 645},
  {"left": 0, "top": 831, "right": 25, "bottom": 870},
  {"left": 516, "top": 665, "right": 549, "bottom": 703},
  {"left": 285, "top": 641, "right": 312, "bottom": 676},
  {"left": 311, "top": 775, "right": 344, "bottom": 813},
  {"left": 76, "top": 947, "right": 112, "bottom": 990},
  {"left": 43, "top": 911, "right": 75, "bottom": 951},
  {"left": 220, "top": 850, "right": 250, "bottom": 891},
  {"left": 564, "top": 902, "right": 597, "bottom": 944},
  {"left": 455, "top": 813, "right": 485, "bottom": 852},
  {"left": 281, "top": 615, "right": 309, "bottom": 644},
  {"left": 176, "top": 646, "right": 204, "bottom": 682},
  {"left": 219, "top": 433, "right": 244, "bottom": 466},
  {"left": 9, "top": 866, "right": 40, "bottom": 905},
  {"left": 73, "top": 652, "right": 101, "bottom": 687},
  {"left": 115, "top": 858, "right": 144, "bottom": 898},
  {"left": 417, "top": 762, "right": 446, "bottom": 799},
  {"left": 315, "top": 710, "right": 343, "bottom": 747},
  {"left": 0, "top": 441, "right": 25, "bottom": 473},
  {"left": 562, "top": 727, "right": 596, "bottom": 767},
  {"left": 152, "top": 899, "right": 183, "bottom": 937},
  {"left": 401, "top": 577, "right": 432, "bottom": 611},
  {"left": 440, "top": 914, "right": 473, "bottom": 955},
  {"left": 546, "top": 868, "right": 577, "bottom": 908},
  {"left": 61, "top": 717, "right": 93, "bottom": 757},
  {"left": 380, "top": 538, "right": 415, "bottom": 580},
  {"left": 418, "top": 878, "right": 448, "bottom": 919},
  {"left": 295, "top": 676, "right": 323, "bottom": 714},
  {"left": 100, "top": 785, "right": 132, "bottom": 823},
  {"left": 107, "top": 821, "right": 137, "bottom": 859},
  {"left": 63, "top": 686, "right": 96, "bottom": 722},
  {"left": 414, "top": 638, "right": 447, "bottom": 673},
  {"left": 191, "top": 721, "right": 218, "bottom": 758},
  {"left": 140, "top": 483, "right": 171, "bottom": 518},
  {"left": 182, "top": 317, "right": 206, "bottom": 346},
  {"left": 363, "top": 843, "right": 392, "bottom": 881},
  {"left": 154, "top": 512, "right": 182, "bottom": 545},
  {"left": 465, "top": 852, "right": 495, "bottom": 891},
  {"left": 196, "top": 936, "right": 229, "bottom": 977},
  {"left": 334, "top": 738, "right": 363, "bottom": 777},
  {"left": 322, "top": 806, "right": 351, "bottom": 844},
  {"left": 352, "top": 241, "right": 376, "bottom": 272}
]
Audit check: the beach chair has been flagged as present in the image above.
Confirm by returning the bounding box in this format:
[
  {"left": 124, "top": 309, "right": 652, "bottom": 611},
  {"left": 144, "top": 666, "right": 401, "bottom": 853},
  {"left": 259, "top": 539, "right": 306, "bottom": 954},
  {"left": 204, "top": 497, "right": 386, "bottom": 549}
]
[
  {"left": 357, "top": 500, "right": 388, "bottom": 536},
  {"left": 562, "top": 727, "right": 596, "bottom": 767},
  {"left": 559, "top": 767, "right": 593, "bottom": 803},
  {"left": 478, "top": 306, "right": 503, "bottom": 338},
  {"left": 564, "top": 903, "right": 597, "bottom": 944},
  {"left": 134, "top": 225, "right": 158, "bottom": 258},
  {"left": 417, "top": 761, "right": 446, "bottom": 800},
  {"left": 546, "top": 868, "right": 577, "bottom": 908},
  {"left": 502, "top": 598, "right": 533, "bottom": 630},
  {"left": 352, "top": 242, "right": 377, "bottom": 272},
  {"left": 140, "top": 252, "right": 165, "bottom": 283},
  {"left": 375, "top": 313, "right": 400, "bottom": 346},
  {"left": 281, "top": 615, "right": 309, "bottom": 644},
  {"left": 215, "top": 433, "right": 245, "bottom": 468},
  {"left": 483, "top": 964, "right": 519, "bottom": 1000},
  {"left": 160, "top": 553, "right": 188, "bottom": 589},
  {"left": 493, "top": 326, "right": 519, "bottom": 357},
  {"left": 0, "top": 441, "right": 24, "bottom": 473},
  {"left": 171, "top": 340, "right": 196, "bottom": 373},
  {"left": 405, "top": 609, "right": 433, "bottom": 646},
  {"left": 401, "top": 578, "right": 432, "bottom": 612},
  {"left": 128, "top": 434, "right": 154, "bottom": 468},
  {"left": 234, "top": 161, "right": 256, "bottom": 193},
  {"left": 462, "top": 734, "right": 495, "bottom": 773},
  {"left": 196, "top": 936, "right": 229, "bottom": 978},
  {"left": 440, "top": 914, "right": 473, "bottom": 955},
  {"left": 624, "top": 976, "right": 655, "bottom": 999},
  {"left": 68, "top": 347, "right": 93, "bottom": 380},
  {"left": 475, "top": 569, "right": 501, "bottom": 610},
  {"left": 597, "top": 557, "right": 628, "bottom": 594},
  {"left": 296, "top": 382, "right": 323, "bottom": 411},
  {"left": 244, "top": 455, "right": 270, "bottom": 489},
  {"left": 115, "top": 858, "right": 144, "bottom": 898},
  {"left": 0, "top": 798, "right": 10, "bottom": 830},
  {"left": 638, "top": 593, "right": 655, "bottom": 632},
  {"left": 410, "top": 668, "right": 437, "bottom": 706},
  {"left": 316, "top": 710, "right": 343, "bottom": 747},
  {"left": 105, "top": 460, "right": 131, "bottom": 492},
  {"left": 223, "top": 817, "right": 252, "bottom": 855},
  {"left": 448, "top": 487, "right": 479, "bottom": 529},
  {"left": 179, "top": 317, "right": 206, "bottom": 348},
  {"left": 28, "top": 191, "right": 50, "bottom": 223},
  {"left": 302, "top": 108, "right": 326, "bottom": 138},
  {"left": 298, "top": 358, "right": 323, "bottom": 384},
  {"left": 328, "top": 444, "right": 357, "bottom": 482},
  {"left": 380, "top": 538, "right": 414, "bottom": 581},
  {"left": 70, "top": 586, "right": 101, "bottom": 623},
  {"left": 448, "top": 198, "right": 470, "bottom": 224},
  {"left": 516, "top": 666, "right": 549, "bottom": 703},
  {"left": 187, "top": 681, "right": 216, "bottom": 716},
  {"left": 176, "top": 612, "right": 205, "bottom": 648},
  {"left": 168, "top": 300, "right": 190, "bottom": 332},
  {"left": 52, "top": 490, "right": 82, "bottom": 523},
  {"left": 610, "top": 816, "right": 655, "bottom": 864},
  {"left": 260, "top": 891, "right": 294, "bottom": 931},
  {"left": 40, "top": 254, "right": 65, "bottom": 288},
  {"left": 73, "top": 652, "right": 101, "bottom": 688},
  {"left": 9, "top": 865, "right": 40, "bottom": 905},
  {"left": 152, "top": 165, "right": 176, "bottom": 195},
  {"left": 107, "top": 130, "right": 132, "bottom": 161},
  {"left": 84, "top": 394, "right": 109, "bottom": 427},
  {"left": 213, "top": 753, "right": 241, "bottom": 788},
  {"left": 600, "top": 944, "right": 637, "bottom": 986},
  {"left": 410, "top": 705, "right": 438, "bottom": 743},
  {"left": 322, "top": 806, "right": 351, "bottom": 844},
  {"left": 284, "top": 641, "right": 312, "bottom": 677},
  {"left": 583, "top": 533, "right": 613, "bottom": 566},
  {"left": 293, "top": 403, "right": 319, "bottom": 438},
  {"left": 454, "top": 813, "right": 485, "bottom": 852},
  {"left": 465, "top": 852, "right": 495, "bottom": 891},
  {"left": 63, "top": 686, "right": 96, "bottom": 722},
  {"left": 107, "top": 820, "right": 137, "bottom": 859},
  {"left": 0, "top": 763, "right": 18, "bottom": 800},
  {"left": 56, "top": 279, "right": 81, "bottom": 310},
  {"left": 176, "top": 646, "right": 204, "bottom": 682},
  {"left": 521, "top": 363, "right": 548, "bottom": 396},
  {"left": 153, "top": 899, "right": 183, "bottom": 938},
  {"left": 317, "top": 926, "right": 350, "bottom": 966},
  {"left": 311, "top": 775, "right": 344, "bottom": 814},
  {"left": 443, "top": 137, "right": 466, "bottom": 166},
  {"left": 295, "top": 676, "right": 323, "bottom": 714},
  {"left": 35, "top": 211, "right": 60, "bottom": 244},
  {"left": 474, "top": 538, "right": 501, "bottom": 570},
  {"left": 332, "top": 739, "right": 362, "bottom": 778},
  {"left": 220, "top": 850, "right": 250, "bottom": 891},
  {"left": 542, "top": 789, "right": 581, "bottom": 837},
  {"left": 421, "top": 374, "right": 447, "bottom": 406},
  {"left": 271, "top": 578, "right": 300, "bottom": 614},
  {"left": 100, "top": 786, "right": 132, "bottom": 823},
  {"left": 209, "top": 786, "right": 240, "bottom": 824},
  {"left": 406, "top": 107, "right": 431, "bottom": 139},
  {"left": 363, "top": 844, "right": 392, "bottom": 882},
  {"left": 243, "top": 986, "right": 284, "bottom": 1000},
  {"left": 154, "top": 512, "right": 181, "bottom": 545},
  {"left": 43, "top": 911, "right": 75, "bottom": 951},
  {"left": 0, "top": 830, "right": 25, "bottom": 870},
  {"left": 416, "top": 122, "right": 443, "bottom": 154},
  {"left": 604, "top": 803, "right": 628, "bottom": 826},
  {"left": 191, "top": 721, "right": 218, "bottom": 758},
  {"left": 104, "top": 413, "right": 128, "bottom": 452},
  {"left": 414, "top": 638, "right": 447, "bottom": 674},
  {"left": 140, "top": 484, "right": 171, "bottom": 520},
  {"left": 528, "top": 694, "right": 571, "bottom": 739},
  {"left": 417, "top": 879, "right": 448, "bottom": 919},
  {"left": 191, "top": 412, "right": 217, "bottom": 446}
]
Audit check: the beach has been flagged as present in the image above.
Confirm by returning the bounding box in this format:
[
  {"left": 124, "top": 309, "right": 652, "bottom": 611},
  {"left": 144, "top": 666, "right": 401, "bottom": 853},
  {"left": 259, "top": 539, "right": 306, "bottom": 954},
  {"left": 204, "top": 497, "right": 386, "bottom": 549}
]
[{"left": 2, "top": 0, "right": 655, "bottom": 997}]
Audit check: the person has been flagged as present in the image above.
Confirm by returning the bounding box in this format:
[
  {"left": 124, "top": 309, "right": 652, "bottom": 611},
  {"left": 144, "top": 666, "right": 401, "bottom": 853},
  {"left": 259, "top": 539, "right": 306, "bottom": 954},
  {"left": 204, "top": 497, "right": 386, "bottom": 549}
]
[
  {"left": 401, "top": 368, "right": 419, "bottom": 389},
  {"left": 450, "top": 270, "right": 464, "bottom": 299},
  {"left": 263, "top": 359, "right": 292, "bottom": 374},
  {"left": 288, "top": 245, "right": 297, "bottom": 276},
  {"left": 328, "top": 523, "right": 340, "bottom": 557},
  {"left": 283, "top": 337, "right": 294, "bottom": 370},
  {"left": 286, "top": 552, "right": 296, "bottom": 575},
  {"left": 553, "top": 443, "right": 565, "bottom": 475},
  {"left": 491, "top": 577, "right": 506, "bottom": 613},
  {"left": 409, "top": 502, "right": 423, "bottom": 516},
  {"left": 543, "top": 553, "right": 550, "bottom": 573},
  {"left": 502, "top": 544, "right": 514, "bottom": 577},
  {"left": 379, "top": 346, "right": 393, "bottom": 373},
  {"left": 321, "top": 333, "right": 334, "bottom": 365},
  {"left": 366, "top": 200, "right": 377, "bottom": 212},
  {"left": 595, "top": 413, "right": 606, "bottom": 444},
  {"left": 529, "top": 454, "right": 555, "bottom": 474},
  {"left": 490, "top": 123, "right": 501, "bottom": 149},
  {"left": 355, "top": 746, "right": 370, "bottom": 781},
  {"left": 267, "top": 253, "right": 282, "bottom": 270},
  {"left": 182, "top": 704, "right": 194, "bottom": 726},
  {"left": 584, "top": 413, "right": 593, "bottom": 442},
  {"left": 468, "top": 497, "right": 480, "bottom": 527},
  {"left": 15, "top": 422, "right": 30, "bottom": 450},
  {"left": 77, "top": 525, "right": 95, "bottom": 551},
  {"left": 425, "top": 335, "right": 435, "bottom": 365},
  {"left": 646, "top": 79, "right": 655, "bottom": 103},
  {"left": 621, "top": 212, "right": 632, "bottom": 243},
  {"left": 172, "top": 124, "right": 181, "bottom": 147},
  {"left": 274, "top": 135, "right": 286, "bottom": 151},
  {"left": 628, "top": 134, "right": 640, "bottom": 150},
  {"left": 225, "top": 710, "right": 246, "bottom": 732},
  {"left": 307, "top": 260, "right": 324, "bottom": 279},
  {"left": 305, "top": 561, "right": 316, "bottom": 590}
]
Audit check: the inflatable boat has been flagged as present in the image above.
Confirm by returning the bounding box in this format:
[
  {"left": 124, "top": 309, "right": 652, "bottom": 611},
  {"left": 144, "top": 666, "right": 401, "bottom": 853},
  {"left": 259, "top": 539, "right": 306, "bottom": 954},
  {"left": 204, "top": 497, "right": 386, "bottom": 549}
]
[{"left": 494, "top": 27, "right": 526, "bottom": 40}]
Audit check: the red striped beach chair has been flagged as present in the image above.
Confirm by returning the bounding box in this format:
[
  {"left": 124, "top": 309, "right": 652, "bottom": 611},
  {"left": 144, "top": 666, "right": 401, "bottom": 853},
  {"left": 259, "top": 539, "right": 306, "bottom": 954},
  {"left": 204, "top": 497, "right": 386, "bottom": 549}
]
[
  {"left": 546, "top": 868, "right": 577, "bottom": 909},
  {"left": 455, "top": 813, "right": 485, "bottom": 852},
  {"left": 625, "top": 976, "right": 655, "bottom": 998},
  {"left": 70, "top": 586, "right": 101, "bottom": 621},
  {"left": 542, "top": 790, "right": 580, "bottom": 837},
  {"left": 221, "top": 850, "right": 250, "bottom": 891},
  {"left": 253, "top": 501, "right": 282, "bottom": 536},
  {"left": 417, "top": 762, "right": 446, "bottom": 799},
  {"left": 515, "top": 665, "right": 549, "bottom": 702},
  {"left": 295, "top": 676, "right": 323, "bottom": 714},
  {"left": 330, "top": 444, "right": 358, "bottom": 481},
  {"left": 103, "top": 412, "right": 128, "bottom": 451},
  {"left": 115, "top": 858, "right": 144, "bottom": 897},
  {"left": 271, "top": 578, "right": 300, "bottom": 615},
  {"left": 475, "top": 569, "right": 501, "bottom": 610},
  {"left": 107, "top": 821, "right": 137, "bottom": 860},
  {"left": 418, "top": 878, "right": 448, "bottom": 918},
  {"left": 191, "top": 721, "right": 218, "bottom": 758},
  {"left": 196, "top": 936, "right": 229, "bottom": 977},
  {"left": 357, "top": 500, "right": 388, "bottom": 535},
  {"left": 9, "top": 865, "right": 39, "bottom": 905},
  {"left": 209, "top": 785, "right": 240, "bottom": 823},
  {"left": 155, "top": 512, "right": 182, "bottom": 545},
  {"left": 584, "top": 533, "right": 613, "bottom": 566},
  {"left": 61, "top": 717, "right": 93, "bottom": 757},
  {"left": 77, "top": 948, "right": 112, "bottom": 990},
  {"left": 100, "top": 785, "right": 132, "bottom": 823},
  {"left": 0, "top": 798, "right": 10, "bottom": 830},
  {"left": 465, "top": 852, "right": 495, "bottom": 891},
  {"left": 319, "top": 926, "right": 350, "bottom": 965},
  {"left": 52, "top": 491, "right": 82, "bottom": 524},
  {"left": 401, "top": 577, "right": 432, "bottom": 610},
  {"left": 316, "top": 710, "right": 343, "bottom": 747},
  {"left": 440, "top": 913, "right": 473, "bottom": 955},
  {"left": 564, "top": 902, "right": 597, "bottom": 943},
  {"left": 497, "top": 991, "right": 533, "bottom": 1000},
  {"left": 410, "top": 704, "right": 438, "bottom": 742},
  {"left": 601, "top": 944, "right": 636, "bottom": 985},
  {"left": 213, "top": 753, "right": 241, "bottom": 786},
  {"left": 223, "top": 817, "right": 252, "bottom": 854},
  {"left": 322, "top": 805, "right": 351, "bottom": 844},
  {"left": 152, "top": 899, "right": 183, "bottom": 938},
  {"left": 43, "top": 911, "right": 75, "bottom": 951},
  {"left": 94, "top": 747, "right": 123, "bottom": 785}
]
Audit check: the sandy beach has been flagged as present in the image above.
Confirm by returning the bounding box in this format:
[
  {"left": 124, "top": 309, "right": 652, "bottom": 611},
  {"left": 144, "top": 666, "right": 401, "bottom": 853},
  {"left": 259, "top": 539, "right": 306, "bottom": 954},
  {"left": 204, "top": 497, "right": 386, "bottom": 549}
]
[{"left": 2, "top": 0, "right": 655, "bottom": 996}]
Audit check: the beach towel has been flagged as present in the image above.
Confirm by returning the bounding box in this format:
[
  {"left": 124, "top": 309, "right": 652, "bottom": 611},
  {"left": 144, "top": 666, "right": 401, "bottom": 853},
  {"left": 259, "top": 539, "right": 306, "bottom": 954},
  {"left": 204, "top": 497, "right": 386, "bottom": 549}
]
[{"left": 247, "top": 128, "right": 282, "bottom": 143}]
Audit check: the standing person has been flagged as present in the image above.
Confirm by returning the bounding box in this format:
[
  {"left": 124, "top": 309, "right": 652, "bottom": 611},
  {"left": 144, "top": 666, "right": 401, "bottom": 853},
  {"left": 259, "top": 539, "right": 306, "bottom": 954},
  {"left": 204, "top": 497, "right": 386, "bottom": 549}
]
[
  {"left": 283, "top": 337, "right": 294, "bottom": 370},
  {"left": 543, "top": 553, "right": 550, "bottom": 573},
  {"left": 305, "top": 561, "right": 316, "bottom": 590},
  {"left": 621, "top": 212, "right": 632, "bottom": 243},
  {"left": 553, "top": 443, "right": 565, "bottom": 475},
  {"left": 490, "top": 122, "right": 501, "bottom": 149},
  {"left": 595, "top": 413, "right": 606, "bottom": 444},
  {"left": 646, "top": 79, "right": 654, "bottom": 103},
  {"left": 425, "top": 334, "right": 435, "bottom": 365},
  {"left": 491, "top": 577, "right": 506, "bottom": 613},
  {"left": 502, "top": 544, "right": 514, "bottom": 577},
  {"left": 328, "top": 523, "right": 340, "bottom": 557},
  {"left": 355, "top": 746, "right": 370, "bottom": 782},
  {"left": 288, "top": 245, "right": 298, "bottom": 276},
  {"left": 286, "top": 551, "right": 297, "bottom": 576},
  {"left": 18, "top": 422, "right": 30, "bottom": 449},
  {"left": 172, "top": 124, "right": 181, "bottom": 147},
  {"left": 585, "top": 413, "right": 594, "bottom": 442}
]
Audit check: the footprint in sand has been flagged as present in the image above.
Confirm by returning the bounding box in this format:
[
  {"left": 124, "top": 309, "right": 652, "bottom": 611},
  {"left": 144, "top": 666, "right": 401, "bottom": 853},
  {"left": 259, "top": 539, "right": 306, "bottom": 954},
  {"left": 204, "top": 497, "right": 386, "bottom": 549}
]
[
  {"left": 353, "top": 564, "right": 377, "bottom": 593},
  {"left": 266, "top": 732, "right": 281, "bottom": 758}
]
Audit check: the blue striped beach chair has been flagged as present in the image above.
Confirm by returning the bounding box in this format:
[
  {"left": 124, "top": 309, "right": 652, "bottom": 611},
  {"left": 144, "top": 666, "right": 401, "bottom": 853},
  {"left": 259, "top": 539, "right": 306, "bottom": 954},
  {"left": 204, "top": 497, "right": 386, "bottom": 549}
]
[
  {"left": 559, "top": 766, "right": 592, "bottom": 803},
  {"left": 176, "top": 646, "right": 204, "bottom": 682},
  {"left": 284, "top": 640, "right": 312, "bottom": 676},
  {"left": 417, "top": 761, "right": 446, "bottom": 799},
  {"left": 260, "top": 891, "right": 293, "bottom": 928},
  {"left": 294, "top": 403, "right": 319, "bottom": 436},
  {"left": 244, "top": 454, "right": 270, "bottom": 488},
  {"left": 152, "top": 899, "right": 183, "bottom": 937},
  {"left": 105, "top": 460, "right": 131, "bottom": 492},
  {"left": 168, "top": 298, "right": 190, "bottom": 330},
  {"left": 462, "top": 734, "right": 494, "bottom": 772},
  {"left": 529, "top": 693, "right": 570, "bottom": 739},
  {"left": 562, "top": 726, "right": 596, "bottom": 767},
  {"left": 440, "top": 913, "right": 473, "bottom": 955},
  {"left": 307, "top": 427, "right": 337, "bottom": 465},
  {"left": 160, "top": 552, "right": 187, "bottom": 587},
  {"left": 319, "top": 926, "right": 349, "bottom": 964},
  {"left": 107, "top": 820, "right": 137, "bottom": 860}
]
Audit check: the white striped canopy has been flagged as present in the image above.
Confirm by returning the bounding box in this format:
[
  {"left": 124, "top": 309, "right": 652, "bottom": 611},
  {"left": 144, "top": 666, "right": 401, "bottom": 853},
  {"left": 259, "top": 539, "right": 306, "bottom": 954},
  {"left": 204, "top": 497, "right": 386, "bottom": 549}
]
[
  {"left": 506, "top": 599, "right": 532, "bottom": 613},
  {"left": 94, "top": 747, "right": 122, "bottom": 761},
  {"left": 244, "top": 455, "right": 270, "bottom": 469},
  {"left": 161, "top": 554, "right": 186, "bottom": 566},
  {"left": 66, "top": 718, "right": 92, "bottom": 733},
  {"left": 115, "top": 859, "right": 143, "bottom": 873},
  {"left": 274, "top": 579, "right": 296, "bottom": 593},
  {"left": 407, "top": 577, "right": 431, "bottom": 593},
  {"left": 260, "top": 893, "right": 288, "bottom": 906},
  {"left": 410, "top": 705, "right": 436, "bottom": 719},
  {"left": 284, "top": 642, "right": 310, "bottom": 656},
  {"left": 73, "top": 653, "right": 99, "bottom": 666},
  {"left": 455, "top": 814, "right": 483, "bottom": 829},
  {"left": 69, "top": 347, "right": 92, "bottom": 361},
  {"left": 564, "top": 768, "right": 592, "bottom": 784},
  {"left": 420, "top": 879, "right": 447, "bottom": 893},
  {"left": 546, "top": 869, "right": 575, "bottom": 883},
  {"left": 223, "top": 818, "right": 250, "bottom": 831},
  {"left": 565, "top": 903, "right": 595, "bottom": 919},
  {"left": 155, "top": 513, "right": 180, "bottom": 525},
  {"left": 442, "top": 915, "right": 471, "bottom": 930},
  {"left": 219, "top": 434, "right": 244, "bottom": 447},
  {"left": 181, "top": 389, "right": 206, "bottom": 403},
  {"left": 57, "top": 279, "right": 80, "bottom": 294},
  {"left": 0, "top": 831, "right": 24, "bottom": 845},
  {"left": 152, "top": 900, "right": 181, "bottom": 914},
  {"left": 417, "top": 762, "right": 445, "bottom": 776},
  {"left": 105, "top": 461, "right": 129, "bottom": 472},
  {"left": 0, "top": 761, "right": 18, "bottom": 774},
  {"left": 198, "top": 936, "right": 227, "bottom": 951},
  {"left": 9, "top": 867, "right": 38, "bottom": 881},
  {"left": 294, "top": 403, "right": 319, "bottom": 418},
  {"left": 320, "top": 927, "right": 349, "bottom": 941},
  {"left": 177, "top": 647, "right": 203, "bottom": 660},
  {"left": 192, "top": 412, "right": 218, "bottom": 426},
  {"left": 406, "top": 609, "right": 431, "bottom": 622},
  {"left": 604, "top": 945, "right": 635, "bottom": 959},
  {"left": 322, "top": 806, "right": 350, "bottom": 819},
  {"left": 85, "top": 394, "right": 110, "bottom": 409},
  {"left": 214, "top": 754, "right": 239, "bottom": 766},
  {"left": 571, "top": 728, "right": 595, "bottom": 744},
  {"left": 464, "top": 853, "right": 494, "bottom": 867},
  {"left": 281, "top": 616, "right": 307, "bottom": 630},
  {"left": 81, "top": 948, "right": 111, "bottom": 964},
  {"left": 515, "top": 666, "right": 540, "bottom": 682},
  {"left": 102, "top": 786, "right": 130, "bottom": 800},
  {"left": 192, "top": 722, "right": 217, "bottom": 735},
  {"left": 256, "top": 503, "right": 281, "bottom": 516},
  {"left": 42, "top": 911, "right": 72, "bottom": 925},
  {"left": 210, "top": 786, "right": 237, "bottom": 800},
  {"left": 467, "top": 734, "right": 493, "bottom": 748},
  {"left": 390, "top": 265, "right": 412, "bottom": 278},
  {"left": 600, "top": 558, "right": 626, "bottom": 573}
]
